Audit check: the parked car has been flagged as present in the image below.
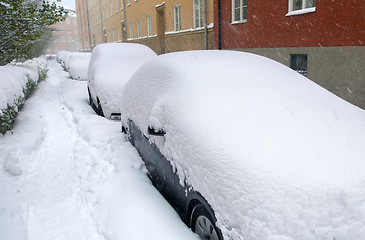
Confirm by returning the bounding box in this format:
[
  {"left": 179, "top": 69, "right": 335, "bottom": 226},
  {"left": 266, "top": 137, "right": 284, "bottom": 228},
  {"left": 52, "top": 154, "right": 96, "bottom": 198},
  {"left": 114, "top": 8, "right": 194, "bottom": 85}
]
[
  {"left": 120, "top": 50, "right": 365, "bottom": 240},
  {"left": 68, "top": 52, "right": 91, "bottom": 81},
  {"left": 87, "top": 43, "right": 157, "bottom": 120}
]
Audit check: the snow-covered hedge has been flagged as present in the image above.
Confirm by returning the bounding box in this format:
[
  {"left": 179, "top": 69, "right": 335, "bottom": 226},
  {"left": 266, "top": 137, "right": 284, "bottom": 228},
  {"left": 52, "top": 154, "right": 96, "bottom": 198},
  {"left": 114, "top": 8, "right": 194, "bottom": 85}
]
[{"left": 0, "top": 57, "right": 48, "bottom": 135}]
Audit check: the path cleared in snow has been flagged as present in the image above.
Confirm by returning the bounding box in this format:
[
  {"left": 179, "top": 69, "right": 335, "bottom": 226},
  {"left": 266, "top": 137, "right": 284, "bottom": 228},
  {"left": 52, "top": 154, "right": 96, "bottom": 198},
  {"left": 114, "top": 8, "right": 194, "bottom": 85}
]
[{"left": 0, "top": 60, "right": 198, "bottom": 240}]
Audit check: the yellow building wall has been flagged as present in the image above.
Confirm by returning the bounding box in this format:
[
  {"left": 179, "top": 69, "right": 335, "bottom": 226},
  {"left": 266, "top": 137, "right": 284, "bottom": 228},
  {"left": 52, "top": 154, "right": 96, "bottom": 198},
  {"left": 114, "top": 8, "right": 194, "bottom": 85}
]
[{"left": 81, "top": 0, "right": 214, "bottom": 53}]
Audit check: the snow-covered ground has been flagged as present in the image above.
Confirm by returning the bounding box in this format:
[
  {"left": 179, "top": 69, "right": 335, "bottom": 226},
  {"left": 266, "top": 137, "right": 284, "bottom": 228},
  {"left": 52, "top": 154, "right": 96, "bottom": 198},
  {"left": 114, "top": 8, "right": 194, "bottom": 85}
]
[{"left": 0, "top": 60, "right": 198, "bottom": 240}]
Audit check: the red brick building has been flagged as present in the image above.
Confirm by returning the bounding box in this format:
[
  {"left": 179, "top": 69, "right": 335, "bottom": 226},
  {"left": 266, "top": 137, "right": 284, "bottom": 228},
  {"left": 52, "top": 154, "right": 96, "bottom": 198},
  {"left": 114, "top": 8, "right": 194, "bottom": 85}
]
[{"left": 214, "top": 0, "right": 365, "bottom": 109}]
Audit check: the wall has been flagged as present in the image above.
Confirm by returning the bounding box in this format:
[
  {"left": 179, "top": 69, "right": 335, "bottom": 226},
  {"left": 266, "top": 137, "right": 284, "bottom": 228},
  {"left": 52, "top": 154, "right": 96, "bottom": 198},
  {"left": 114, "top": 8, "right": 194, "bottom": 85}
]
[
  {"left": 214, "top": 0, "right": 365, "bottom": 49},
  {"left": 240, "top": 46, "right": 365, "bottom": 109}
]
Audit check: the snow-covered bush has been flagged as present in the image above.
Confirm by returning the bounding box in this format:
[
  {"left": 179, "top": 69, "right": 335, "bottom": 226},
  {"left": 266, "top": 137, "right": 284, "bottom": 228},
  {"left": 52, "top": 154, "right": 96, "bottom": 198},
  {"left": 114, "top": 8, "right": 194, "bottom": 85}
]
[{"left": 0, "top": 57, "right": 48, "bottom": 134}]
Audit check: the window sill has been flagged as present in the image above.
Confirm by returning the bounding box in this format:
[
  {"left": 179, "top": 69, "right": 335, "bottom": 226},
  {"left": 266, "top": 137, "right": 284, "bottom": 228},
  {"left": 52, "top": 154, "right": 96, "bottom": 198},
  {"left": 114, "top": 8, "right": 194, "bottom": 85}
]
[
  {"left": 231, "top": 20, "right": 247, "bottom": 25},
  {"left": 286, "top": 7, "right": 316, "bottom": 16},
  {"left": 127, "top": 3, "right": 131, "bottom": 7}
]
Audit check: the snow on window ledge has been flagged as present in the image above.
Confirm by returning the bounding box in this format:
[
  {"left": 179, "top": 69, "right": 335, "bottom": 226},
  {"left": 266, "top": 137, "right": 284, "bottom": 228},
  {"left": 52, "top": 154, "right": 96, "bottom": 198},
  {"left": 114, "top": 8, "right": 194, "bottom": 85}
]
[
  {"left": 231, "top": 20, "right": 247, "bottom": 25},
  {"left": 286, "top": 7, "right": 316, "bottom": 17}
]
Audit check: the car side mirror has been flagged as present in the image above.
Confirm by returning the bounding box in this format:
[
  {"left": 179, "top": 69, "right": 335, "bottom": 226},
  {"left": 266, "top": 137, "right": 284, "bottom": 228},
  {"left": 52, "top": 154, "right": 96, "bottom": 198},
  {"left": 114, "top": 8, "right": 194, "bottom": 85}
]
[{"left": 148, "top": 126, "right": 166, "bottom": 136}]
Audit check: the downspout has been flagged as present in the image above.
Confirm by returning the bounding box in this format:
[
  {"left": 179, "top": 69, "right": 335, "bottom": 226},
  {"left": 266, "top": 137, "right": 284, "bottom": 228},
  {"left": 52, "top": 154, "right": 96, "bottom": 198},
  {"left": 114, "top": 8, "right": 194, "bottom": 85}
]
[
  {"left": 122, "top": 0, "right": 127, "bottom": 42},
  {"left": 204, "top": 0, "right": 208, "bottom": 50},
  {"left": 77, "top": 0, "right": 84, "bottom": 50},
  {"left": 85, "top": 0, "right": 92, "bottom": 50},
  {"left": 218, "top": 0, "right": 222, "bottom": 50},
  {"left": 98, "top": 0, "right": 104, "bottom": 43}
]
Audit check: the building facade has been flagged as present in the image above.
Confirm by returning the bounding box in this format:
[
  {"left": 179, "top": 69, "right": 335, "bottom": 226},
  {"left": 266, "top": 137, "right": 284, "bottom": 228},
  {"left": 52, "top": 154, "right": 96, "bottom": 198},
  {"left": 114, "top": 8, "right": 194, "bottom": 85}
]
[
  {"left": 214, "top": 0, "right": 365, "bottom": 109},
  {"left": 87, "top": 0, "right": 125, "bottom": 47},
  {"left": 46, "top": 9, "right": 80, "bottom": 54},
  {"left": 75, "top": 0, "right": 92, "bottom": 51},
  {"left": 124, "top": 0, "right": 214, "bottom": 54},
  {"left": 76, "top": 0, "right": 214, "bottom": 54}
]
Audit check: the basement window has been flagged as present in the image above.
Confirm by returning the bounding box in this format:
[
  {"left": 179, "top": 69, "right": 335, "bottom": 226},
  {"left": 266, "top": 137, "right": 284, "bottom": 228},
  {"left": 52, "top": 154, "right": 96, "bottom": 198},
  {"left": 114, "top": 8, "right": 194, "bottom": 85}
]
[{"left": 290, "top": 54, "right": 308, "bottom": 76}]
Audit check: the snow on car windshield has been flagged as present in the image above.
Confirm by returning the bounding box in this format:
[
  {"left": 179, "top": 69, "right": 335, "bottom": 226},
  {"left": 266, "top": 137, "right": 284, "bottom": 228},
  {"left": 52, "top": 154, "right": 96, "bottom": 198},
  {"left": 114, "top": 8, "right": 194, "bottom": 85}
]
[{"left": 121, "top": 50, "right": 365, "bottom": 240}]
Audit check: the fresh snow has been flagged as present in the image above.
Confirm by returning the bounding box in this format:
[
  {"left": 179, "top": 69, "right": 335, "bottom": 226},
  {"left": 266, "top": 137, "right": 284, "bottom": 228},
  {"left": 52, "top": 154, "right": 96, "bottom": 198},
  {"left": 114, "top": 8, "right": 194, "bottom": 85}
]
[
  {"left": 0, "top": 56, "right": 46, "bottom": 111},
  {"left": 88, "top": 43, "right": 157, "bottom": 119},
  {"left": 56, "top": 51, "right": 91, "bottom": 81},
  {"left": 121, "top": 50, "right": 365, "bottom": 240},
  {"left": 0, "top": 60, "right": 198, "bottom": 240},
  {"left": 285, "top": 7, "right": 316, "bottom": 16}
]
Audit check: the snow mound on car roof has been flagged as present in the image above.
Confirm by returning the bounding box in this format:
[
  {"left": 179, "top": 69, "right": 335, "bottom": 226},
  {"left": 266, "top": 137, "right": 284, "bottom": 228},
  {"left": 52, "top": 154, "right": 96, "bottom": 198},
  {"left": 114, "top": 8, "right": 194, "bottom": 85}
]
[
  {"left": 88, "top": 43, "right": 157, "bottom": 116},
  {"left": 121, "top": 50, "right": 365, "bottom": 240}
]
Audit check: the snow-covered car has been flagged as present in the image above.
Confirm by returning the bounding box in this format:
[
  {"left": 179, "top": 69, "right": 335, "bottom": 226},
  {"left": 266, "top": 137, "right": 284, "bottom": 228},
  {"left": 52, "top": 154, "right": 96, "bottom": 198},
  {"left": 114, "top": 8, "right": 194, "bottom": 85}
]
[
  {"left": 68, "top": 52, "right": 91, "bottom": 81},
  {"left": 120, "top": 50, "right": 365, "bottom": 240},
  {"left": 87, "top": 43, "right": 157, "bottom": 120}
]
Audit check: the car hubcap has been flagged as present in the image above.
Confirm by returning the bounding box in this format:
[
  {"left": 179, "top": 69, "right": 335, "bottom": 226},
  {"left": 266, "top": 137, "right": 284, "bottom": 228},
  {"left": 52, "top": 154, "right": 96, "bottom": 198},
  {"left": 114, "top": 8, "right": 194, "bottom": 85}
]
[{"left": 195, "top": 215, "right": 219, "bottom": 240}]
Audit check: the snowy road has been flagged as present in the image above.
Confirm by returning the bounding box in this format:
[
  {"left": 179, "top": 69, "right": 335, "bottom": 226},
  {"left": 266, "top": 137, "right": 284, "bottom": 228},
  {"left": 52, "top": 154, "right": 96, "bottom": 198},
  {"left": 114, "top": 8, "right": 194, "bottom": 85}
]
[{"left": 0, "top": 60, "right": 198, "bottom": 240}]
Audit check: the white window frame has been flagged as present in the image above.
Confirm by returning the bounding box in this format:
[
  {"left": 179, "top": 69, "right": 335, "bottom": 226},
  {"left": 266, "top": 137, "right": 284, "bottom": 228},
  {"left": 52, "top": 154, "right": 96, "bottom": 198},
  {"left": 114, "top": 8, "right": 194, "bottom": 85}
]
[
  {"left": 137, "top": 19, "right": 141, "bottom": 38},
  {"left": 287, "top": 0, "right": 316, "bottom": 16},
  {"left": 147, "top": 15, "right": 152, "bottom": 36},
  {"left": 232, "top": 0, "right": 247, "bottom": 23},
  {"left": 173, "top": 4, "right": 181, "bottom": 31},
  {"left": 193, "top": 0, "right": 203, "bottom": 28},
  {"left": 115, "top": 0, "right": 118, "bottom": 13}
]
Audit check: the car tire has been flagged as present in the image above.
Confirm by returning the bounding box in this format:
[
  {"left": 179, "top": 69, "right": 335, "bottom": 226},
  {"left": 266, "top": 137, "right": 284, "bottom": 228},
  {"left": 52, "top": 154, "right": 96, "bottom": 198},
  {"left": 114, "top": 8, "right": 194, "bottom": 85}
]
[{"left": 191, "top": 203, "right": 222, "bottom": 240}]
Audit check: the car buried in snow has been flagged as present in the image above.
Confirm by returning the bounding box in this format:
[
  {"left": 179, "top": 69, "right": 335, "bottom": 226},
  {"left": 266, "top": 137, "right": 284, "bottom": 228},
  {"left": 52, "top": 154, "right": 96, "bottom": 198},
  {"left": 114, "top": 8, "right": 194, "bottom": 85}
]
[
  {"left": 87, "top": 43, "right": 157, "bottom": 120},
  {"left": 120, "top": 50, "right": 365, "bottom": 240}
]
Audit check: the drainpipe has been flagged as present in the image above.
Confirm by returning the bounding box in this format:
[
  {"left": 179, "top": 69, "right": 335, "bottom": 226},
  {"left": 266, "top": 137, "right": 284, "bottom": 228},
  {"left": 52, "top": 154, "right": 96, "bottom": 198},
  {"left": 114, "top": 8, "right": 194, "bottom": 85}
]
[
  {"left": 85, "top": 0, "right": 92, "bottom": 50},
  {"left": 218, "top": 0, "right": 222, "bottom": 50},
  {"left": 77, "top": 0, "right": 84, "bottom": 50},
  {"left": 204, "top": 0, "right": 208, "bottom": 50},
  {"left": 122, "top": 0, "right": 127, "bottom": 41},
  {"left": 98, "top": 0, "right": 104, "bottom": 43}
]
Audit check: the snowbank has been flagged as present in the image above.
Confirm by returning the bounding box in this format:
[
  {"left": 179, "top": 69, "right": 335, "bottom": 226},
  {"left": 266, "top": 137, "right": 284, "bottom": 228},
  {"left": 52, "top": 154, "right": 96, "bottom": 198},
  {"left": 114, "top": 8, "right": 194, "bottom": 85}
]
[
  {"left": 0, "top": 59, "right": 198, "bottom": 240},
  {"left": 121, "top": 50, "right": 365, "bottom": 240},
  {"left": 0, "top": 56, "right": 48, "bottom": 134},
  {"left": 88, "top": 43, "right": 156, "bottom": 119}
]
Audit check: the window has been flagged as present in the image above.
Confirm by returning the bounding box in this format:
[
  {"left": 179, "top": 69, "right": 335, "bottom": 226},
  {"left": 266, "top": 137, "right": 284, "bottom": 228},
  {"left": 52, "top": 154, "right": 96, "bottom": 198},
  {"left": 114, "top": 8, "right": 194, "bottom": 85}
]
[
  {"left": 115, "top": 0, "right": 118, "bottom": 12},
  {"left": 173, "top": 4, "right": 181, "bottom": 31},
  {"left": 147, "top": 15, "right": 152, "bottom": 36},
  {"left": 129, "top": 22, "right": 133, "bottom": 38},
  {"left": 289, "top": 0, "right": 316, "bottom": 12},
  {"left": 290, "top": 54, "right": 308, "bottom": 75},
  {"left": 137, "top": 19, "right": 141, "bottom": 38},
  {"left": 127, "top": 0, "right": 131, "bottom": 6},
  {"left": 193, "top": 0, "right": 203, "bottom": 28},
  {"left": 232, "top": 0, "right": 247, "bottom": 23},
  {"left": 111, "top": 2, "right": 113, "bottom": 15}
]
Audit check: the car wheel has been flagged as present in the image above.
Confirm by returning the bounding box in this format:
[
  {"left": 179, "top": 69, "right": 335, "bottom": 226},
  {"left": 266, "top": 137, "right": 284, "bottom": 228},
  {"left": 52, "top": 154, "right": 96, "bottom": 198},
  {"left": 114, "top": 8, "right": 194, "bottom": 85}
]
[
  {"left": 191, "top": 203, "right": 222, "bottom": 240},
  {"left": 97, "top": 99, "right": 104, "bottom": 117}
]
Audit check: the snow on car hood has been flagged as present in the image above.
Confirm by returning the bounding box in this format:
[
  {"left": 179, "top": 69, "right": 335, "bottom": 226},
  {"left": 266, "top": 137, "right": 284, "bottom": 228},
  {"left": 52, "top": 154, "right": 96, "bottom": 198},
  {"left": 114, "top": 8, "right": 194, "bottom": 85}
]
[
  {"left": 120, "top": 50, "right": 365, "bottom": 240},
  {"left": 88, "top": 43, "right": 157, "bottom": 116}
]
